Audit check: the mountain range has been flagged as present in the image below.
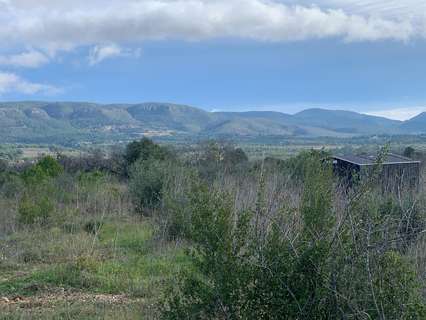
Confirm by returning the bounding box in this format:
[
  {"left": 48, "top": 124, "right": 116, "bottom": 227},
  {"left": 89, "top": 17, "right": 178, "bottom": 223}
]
[{"left": 0, "top": 101, "right": 424, "bottom": 145}]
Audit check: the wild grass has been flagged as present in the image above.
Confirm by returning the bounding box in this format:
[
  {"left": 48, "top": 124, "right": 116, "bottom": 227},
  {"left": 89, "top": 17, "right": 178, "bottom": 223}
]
[
  {"left": 0, "top": 301, "right": 151, "bottom": 320},
  {"left": 0, "top": 172, "right": 189, "bottom": 319}
]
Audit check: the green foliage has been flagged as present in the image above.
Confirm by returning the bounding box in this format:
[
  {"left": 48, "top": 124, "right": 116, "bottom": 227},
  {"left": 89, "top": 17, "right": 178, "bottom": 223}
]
[
  {"left": 0, "top": 303, "right": 147, "bottom": 320},
  {"left": 284, "top": 149, "right": 330, "bottom": 181},
  {"left": 0, "top": 158, "right": 7, "bottom": 171},
  {"left": 126, "top": 139, "right": 174, "bottom": 212},
  {"left": 22, "top": 155, "right": 63, "bottom": 185},
  {"left": 78, "top": 170, "right": 105, "bottom": 185},
  {"left": 125, "top": 138, "right": 170, "bottom": 168},
  {"left": 375, "top": 251, "right": 426, "bottom": 319},
  {"left": 2, "top": 140, "right": 426, "bottom": 319},
  {"left": 162, "top": 182, "right": 253, "bottom": 319},
  {"left": 18, "top": 195, "right": 54, "bottom": 225},
  {"left": 163, "top": 171, "right": 314, "bottom": 318},
  {"left": 301, "top": 152, "right": 334, "bottom": 239},
  {"left": 378, "top": 197, "right": 425, "bottom": 251},
  {"left": 195, "top": 141, "right": 249, "bottom": 182},
  {"left": 0, "top": 172, "right": 23, "bottom": 198},
  {"left": 162, "top": 151, "right": 426, "bottom": 319},
  {"left": 158, "top": 165, "right": 197, "bottom": 239},
  {"left": 129, "top": 159, "right": 168, "bottom": 212}
]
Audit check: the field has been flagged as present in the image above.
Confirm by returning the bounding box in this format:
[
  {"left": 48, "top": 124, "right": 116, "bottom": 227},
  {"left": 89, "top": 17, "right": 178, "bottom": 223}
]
[
  {"left": 0, "top": 218, "right": 186, "bottom": 319},
  {"left": 2, "top": 138, "right": 426, "bottom": 319},
  {"left": 0, "top": 177, "right": 188, "bottom": 319}
]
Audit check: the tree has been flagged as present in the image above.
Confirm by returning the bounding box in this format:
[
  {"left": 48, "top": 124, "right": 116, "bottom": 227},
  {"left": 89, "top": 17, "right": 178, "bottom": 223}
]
[
  {"left": 195, "top": 141, "right": 249, "bottom": 182},
  {"left": 124, "top": 137, "right": 170, "bottom": 167},
  {"left": 0, "top": 159, "right": 7, "bottom": 172},
  {"left": 22, "top": 156, "right": 63, "bottom": 185},
  {"left": 403, "top": 146, "right": 415, "bottom": 158},
  {"left": 129, "top": 159, "right": 168, "bottom": 212}
]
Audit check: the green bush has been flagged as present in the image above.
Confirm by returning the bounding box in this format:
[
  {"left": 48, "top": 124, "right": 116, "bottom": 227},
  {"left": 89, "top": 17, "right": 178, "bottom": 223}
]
[
  {"left": 22, "top": 155, "right": 63, "bottom": 185},
  {"left": 125, "top": 137, "right": 171, "bottom": 169},
  {"left": 129, "top": 159, "right": 168, "bottom": 212},
  {"left": 84, "top": 219, "right": 104, "bottom": 235},
  {"left": 374, "top": 251, "right": 426, "bottom": 319},
  {"left": 0, "top": 158, "right": 7, "bottom": 172},
  {"left": 162, "top": 181, "right": 253, "bottom": 319},
  {"left": 18, "top": 195, "right": 54, "bottom": 225},
  {"left": 158, "top": 165, "right": 197, "bottom": 240},
  {"left": 195, "top": 141, "right": 249, "bottom": 182},
  {"left": 0, "top": 172, "right": 23, "bottom": 198}
]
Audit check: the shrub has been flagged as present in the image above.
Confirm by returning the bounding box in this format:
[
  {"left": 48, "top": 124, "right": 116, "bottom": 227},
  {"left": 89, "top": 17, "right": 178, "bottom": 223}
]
[
  {"left": 22, "top": 155, "right": 63, "bottom": 185},
  {"left": 157, "top": 165, "right": 197, "bottom": 240},
  {"left": 194, "top": 141, "right": 249, "bottom": 182},
  {"left": 374, "top": 251, "right": 426, "bottom": 319},
  {"left": 129, "top": 159, "right": 168, "bottom": 212},
  {"left": 403, "top": 146, "right": 415, "bottom": 158},
  {"left": 0, "top": 158, "right": 7, "bottom": 172},
  {"left": 0, "top": 172, "right": 23, "bottom": 198},
  {"left": 18, "top": 195, "right": 54, "bottom": 225},
  {"left": 84, "top": 220, "right": 103, "bottom": 235},
  {"left": 162, "top": 151, "right": 426, "bottom": 319},
  {"left": 162, "top": 181, "right": 253, "bottom": 319},
  {"left": 125, "top": 138, "right": 171, "bottom": 168}
]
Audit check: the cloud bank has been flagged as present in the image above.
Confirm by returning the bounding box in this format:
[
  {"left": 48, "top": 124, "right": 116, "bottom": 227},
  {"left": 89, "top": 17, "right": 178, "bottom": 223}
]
[
  {"left": 0, "top": 0, "right": 424, "bottom": 96},
  {"left": 321, "top": 0, "right": 426, "bottom": 19},
  {"left": 0, "top": 0, "right": 421, "bottom": 53}
]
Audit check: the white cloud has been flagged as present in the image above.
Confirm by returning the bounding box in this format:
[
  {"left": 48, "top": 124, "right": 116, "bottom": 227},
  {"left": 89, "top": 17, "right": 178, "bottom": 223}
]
[
  {"left": 0, "top": 50, "right": 49, "bottom": 68},
  {"left": 319, "top": 0, "right": 426, "bottom": 19},
  {"left": 0, "top": 0, "right": 421, "bottom": 53},
  {"left": 88, "top": 44, "right": 122, "bottom": 65},
  {"left": 365, "top": 107, "right": 426, "bottom": 121},
  {"left": 88, "top": 44, "right": 140, "bottom": 65},
  {"left": 0, "top": 71, "right": 61, "bottom": 95}
]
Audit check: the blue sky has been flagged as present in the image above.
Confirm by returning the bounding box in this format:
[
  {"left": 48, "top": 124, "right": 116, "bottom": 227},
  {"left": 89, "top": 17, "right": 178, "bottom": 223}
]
[{"left": 0, "top": 0, "right": 426, "bottom": 120}]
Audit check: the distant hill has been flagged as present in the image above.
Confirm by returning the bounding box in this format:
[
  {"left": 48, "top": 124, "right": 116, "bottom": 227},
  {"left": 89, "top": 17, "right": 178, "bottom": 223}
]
[
  {"left": 400, "top": 112, "right": 426, "bottom": 133},
  {"left": 0, "top": 101, "right": 422, "bottom": 145},
  {"left": 292, "top": 109, "right": 401, "bottom": 135},
  {"left": 127, "top": 103, "right": 213, "bottom": 133}
]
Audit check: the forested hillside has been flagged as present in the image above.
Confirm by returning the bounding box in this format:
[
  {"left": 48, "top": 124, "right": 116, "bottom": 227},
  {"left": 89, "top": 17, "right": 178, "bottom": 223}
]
[{"left": 0, "top": 101, "right": 424, "bottom": 144}]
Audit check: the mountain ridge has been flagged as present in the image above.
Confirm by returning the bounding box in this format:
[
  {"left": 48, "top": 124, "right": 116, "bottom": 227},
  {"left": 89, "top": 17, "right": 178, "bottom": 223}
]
[{"left": 0, "top": 101, "right": 423, "bottom": 145}]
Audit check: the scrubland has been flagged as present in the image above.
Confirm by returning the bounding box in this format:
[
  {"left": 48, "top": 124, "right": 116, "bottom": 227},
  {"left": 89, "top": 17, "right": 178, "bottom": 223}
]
[{"left": 1, "top": 139, "right": 426, "bottom": 319}]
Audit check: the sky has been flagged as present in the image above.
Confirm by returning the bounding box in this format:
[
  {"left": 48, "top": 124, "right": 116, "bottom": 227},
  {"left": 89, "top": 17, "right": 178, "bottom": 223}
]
[{"left": 0, "top": 0, "right": 426, "bottom": 120}]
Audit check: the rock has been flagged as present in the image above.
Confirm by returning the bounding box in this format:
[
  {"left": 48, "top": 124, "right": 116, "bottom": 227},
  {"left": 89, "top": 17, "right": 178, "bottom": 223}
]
[
  {"left": 0, "top": 297, "right": 10, "bottom": 303},
  {"left": 12, "top": 296, "right": 23, "bottom": 302}
]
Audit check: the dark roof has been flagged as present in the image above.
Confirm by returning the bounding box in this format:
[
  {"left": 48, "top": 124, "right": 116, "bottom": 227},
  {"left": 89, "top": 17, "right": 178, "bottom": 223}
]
[{"left": 333, "top": 153, "right": 420, "bottom": 166}]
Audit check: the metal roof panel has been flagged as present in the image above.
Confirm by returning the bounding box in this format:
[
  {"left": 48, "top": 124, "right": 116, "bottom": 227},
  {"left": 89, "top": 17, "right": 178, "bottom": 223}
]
[{"left": 333, "top": 153, "right": 420, "bottom": 166}]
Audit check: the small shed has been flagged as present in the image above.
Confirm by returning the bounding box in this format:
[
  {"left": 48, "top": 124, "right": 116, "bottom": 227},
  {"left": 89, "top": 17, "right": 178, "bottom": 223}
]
[{"left": 333, "top": 153, "right": 421, "bottom": 191}]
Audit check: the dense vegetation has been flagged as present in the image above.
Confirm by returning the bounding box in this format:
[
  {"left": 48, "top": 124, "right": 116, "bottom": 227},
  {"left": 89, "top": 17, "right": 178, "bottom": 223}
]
[{"left": 1, "top": 138, "right": 426, "bottom": 319}]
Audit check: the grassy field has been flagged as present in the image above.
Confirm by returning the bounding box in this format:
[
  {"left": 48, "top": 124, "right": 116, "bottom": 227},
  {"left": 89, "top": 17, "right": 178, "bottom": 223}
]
[
  {"left": 3, "top": 133, "right": 426, "bottom": 163},
  {"left": 0, "top": 205, "right": 189, "bottom": 319}
]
